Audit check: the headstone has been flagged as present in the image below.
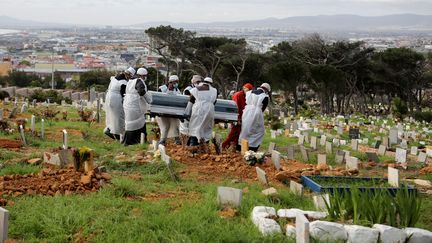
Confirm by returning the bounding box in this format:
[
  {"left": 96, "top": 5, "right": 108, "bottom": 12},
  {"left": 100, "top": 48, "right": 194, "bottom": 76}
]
[
  {"left": 346, "top": 156, "right": 359, "bottom": 170},
  {"left": 366, "top": 152, "right": 380, "bottom": 163},
  {"left": 20, "top": 103, "right": 28, "bottom": 113},
  {"left": 372, "top": 140, "right": 381, "bottom": 149},
  {"left": 310, "top": 136, "right": 317, "bottom": 150},
  {"left": 217, "top": 186, "right": 242, "bottom": 208},
  {"left": 240, "top": 139, "right": 249, "bottom": 155},
  {"left": 332, "top": 138, "right": 340, "bottom": 147},
  {"left": 337, "top": 126, "right": 343, "bottom": 135},
  {"left": 395, "top": 148, "right": 407, "bottom": 164},
  {"left": 268, "top": 142, "right": 275, "bottom": 154},
  {"left": 31, "top": 115, "right": 35, "bottom": 134},
  {"left": 271, "top": 130, "right": 276, "bottom": 139},
  {"left": 8, "top": 107, "right": 17, "bottom": 118},
  {"left": 284, "top": 128, "right": 290, "bottom": 137},
  {"left": 304, "top": 133, "right": 310, "bottom": 144},
  {"left": 290, "top": 180, "right": 304, "bottom": 196},
  {"left": 256, "top": 167, "right": 268, "bottom": 185},
  {"left": 313, "top": 194, "right": 330, "bottom": 211},
  {"left": 296, "top": 214, "right": 310, "bottom": 243},
  {"left": 382, "top": 136, "right": 389, "bottom": 147},
  {"left": 152, "top": 140, "right": 158, "bottom": 151},
  {"left": 320, "top": 135, "right": 326, "bottom": 146},
  {"left": 19, "top": 125, "right": 26, "bottom": 146},
  {"left": 351, "top": 139, "right": 358, "bottom": 151},
  {"left": 292, "top": 122, "right": 298, "bottom": 131},
  {"left": 32, "top": 99, "right": 36, "bottom": 106},
  {"left": 96, "top": 98, "right": 101, "bottom": 123},
  {"left": 410, "top": 146, "right": 418, "bottom": 156},
  {"left": 349, "top": 128, "right": 360, "bottom": 139},
  {"left": 378, "top": 145, "right": 387, "bottom": 156},
  {"left": 0, "top": 109, "right": 3, "bottom": 120},
  {"left": 89, "top": 87, "right": 97, "bottom": 103},
  {"left": 335, "top": 150, "right": 345, "bottom": 164},
  {"left": 362, "top": 138, "right": 369, "bottom": 145},
  {"left": 62, "top": 129, "right": 68, "bottom": 149},
  {"left": 417, "top": 152, "right": 427, "bottom": 163},
  {"left": 388, "top": 167, "right": 399, "bottom": 187},
  {"left": 287, "top": 146, "right": 295, "bottom": 160},
  {"left": 298, "top": 135, "right": 305, "bottom": 145},
  {"left": 389, "top": 128, "right": 398, "bottom": 145},
  {"left": 325, "top": 142, "right": 332, "bottom": 154},
  {"left": 41, "top": 119, "right": 45, "bottom": 139},
  {"left": 300, "top": 146, "right": 309, "bottom": 161},
  {"left": 140, "top": 133, "right": 145, "bottom": 145},
  {"left": 317, "top": 154, "right": 326, "bottom": 166},
  {"left": 271, "top": 150, "right": 281, "bottom": 170},
  {"left": 0, "top": 207, "right": 8, "bottom": 242}
]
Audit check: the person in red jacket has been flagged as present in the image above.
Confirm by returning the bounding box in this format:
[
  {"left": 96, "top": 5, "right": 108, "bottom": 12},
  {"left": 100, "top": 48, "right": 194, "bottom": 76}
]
[{"left": 222, "top": 83, "right": 254, "bottom": 150}]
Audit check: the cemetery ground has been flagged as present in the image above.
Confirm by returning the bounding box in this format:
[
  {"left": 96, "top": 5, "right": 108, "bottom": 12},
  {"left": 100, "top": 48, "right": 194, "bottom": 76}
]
[{"left": 1, "top": 102, "right": 432, "bottom": 242}]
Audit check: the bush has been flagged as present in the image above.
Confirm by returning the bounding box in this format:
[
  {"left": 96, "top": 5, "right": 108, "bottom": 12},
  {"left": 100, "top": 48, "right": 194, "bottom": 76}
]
[
  {"left": 392, "top": 97, "right": 408, "bottom": 119},
  {"left": 413, "top": 111, "right": 432, "bottom": 123},
  {"left": 30, "top": 90, "right": 71, "bottom": 104}
]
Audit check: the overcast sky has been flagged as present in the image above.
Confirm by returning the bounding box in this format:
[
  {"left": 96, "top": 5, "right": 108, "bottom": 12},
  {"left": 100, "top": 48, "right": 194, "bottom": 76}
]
[{"left": 1, "top": 0, "right": 432, "bottom": 26}]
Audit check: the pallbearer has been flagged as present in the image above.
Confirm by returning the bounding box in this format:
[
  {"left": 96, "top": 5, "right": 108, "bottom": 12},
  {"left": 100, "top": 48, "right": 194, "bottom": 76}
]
[
  {"left": 179, "top": 75, "right": 202, "bottom": 146},
  {"left": 238, "top": 83, "right": 271, "bottom": 152},
  {"left": 103, "top": 68, "right": 131, "bottom": 140},
  {"left": 156, "top": 75, "right": 181, "bottom": 145},
  {"left": 222, "top": 83, "right": 253, "bottom": 150},
  {"left": 122, "top": 67, "right": 152, "bottom": 146},
  {"left": 187, "top": 77, "right": 217, "bottom": 146}
]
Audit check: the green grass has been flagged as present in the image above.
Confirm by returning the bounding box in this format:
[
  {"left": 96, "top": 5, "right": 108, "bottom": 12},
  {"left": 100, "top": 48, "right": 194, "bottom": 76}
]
[{"left": 0, "top": 163, "right": 41, "bottom": 176}]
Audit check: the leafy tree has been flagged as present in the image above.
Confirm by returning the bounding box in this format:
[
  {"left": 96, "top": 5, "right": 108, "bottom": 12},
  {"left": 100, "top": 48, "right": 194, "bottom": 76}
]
[{"left": 79, "top": 70, "right": 114, "bottom": 90}]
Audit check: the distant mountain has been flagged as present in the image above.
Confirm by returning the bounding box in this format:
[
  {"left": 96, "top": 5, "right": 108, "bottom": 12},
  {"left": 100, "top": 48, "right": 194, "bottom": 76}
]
[
  {"left": 133, "top": 14, "right": 432, "bottom": 31},
  {"left": 0, "top": 16, "right": 80, "bottom": 28}
]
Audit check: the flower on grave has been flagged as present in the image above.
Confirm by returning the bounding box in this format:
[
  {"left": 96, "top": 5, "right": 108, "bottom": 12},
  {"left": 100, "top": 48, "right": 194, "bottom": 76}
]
[
  {"left": 244, "top": 151, "right": 265, "bottom": 165},
  {"left": 154, "top": 150, "right": 161, "bottom": 159}
]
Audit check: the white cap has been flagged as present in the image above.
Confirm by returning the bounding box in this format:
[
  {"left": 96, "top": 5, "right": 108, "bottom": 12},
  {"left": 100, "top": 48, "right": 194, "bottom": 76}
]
[
  {"left": 137, "top": 67, "right": 148, "bottom": 76},
  {"left": 169, "top": 75, "right": 179, "bottom": 82},
  {"left": 260, "top": 83, "right": 271, "bottom": 92},
  {"left": 204, "top": 77, "right": 213, "bottom": 83},
  {"left": 125, "top": 67, "right": 136, "bottom": 76},
  {"left": 191, "top": 75, "right": 202, "bottom": 83}
]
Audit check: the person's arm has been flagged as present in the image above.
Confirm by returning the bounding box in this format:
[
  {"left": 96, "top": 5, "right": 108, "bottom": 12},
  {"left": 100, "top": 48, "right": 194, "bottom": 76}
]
[
  {"left": 189, "top": 95, "right": 196, "bottom": 104},
  {"left": 135, "top": 79, "right": 146, "bottom": 96},
  {"left": 262, "top": 97, "right": 269, "bottom": 112}
]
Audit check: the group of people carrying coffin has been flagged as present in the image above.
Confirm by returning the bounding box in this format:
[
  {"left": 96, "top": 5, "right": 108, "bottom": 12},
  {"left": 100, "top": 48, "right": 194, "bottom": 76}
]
[{"left": 104, "top": 66, "right": 271, "bottom": 152}]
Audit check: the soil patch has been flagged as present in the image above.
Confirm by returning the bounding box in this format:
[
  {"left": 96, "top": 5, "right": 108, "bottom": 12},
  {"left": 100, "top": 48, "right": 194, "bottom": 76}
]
[
  {"left": 0, "top": 139, "right": 22, "bottom": 149},
  {"left": 0, "top": 164, "right": 111, "bottom": 205}
]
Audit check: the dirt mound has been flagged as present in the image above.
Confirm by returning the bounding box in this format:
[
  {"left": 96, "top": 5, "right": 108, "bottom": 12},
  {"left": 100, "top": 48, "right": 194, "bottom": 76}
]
[
  {"left": 0, "top": 139, "right": 22, "bottom": 149},
  {"left": 166, "top": 144, "right": 314, "bottom": 184},
  {"left": 0, "top": 165, "right": 111, "bottom": 205}
]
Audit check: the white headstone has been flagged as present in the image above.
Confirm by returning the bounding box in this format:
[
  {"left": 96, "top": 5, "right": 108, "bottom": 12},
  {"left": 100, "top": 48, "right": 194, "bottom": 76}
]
[
  {"left": 335, "top": 150, "right": 345, "bottom": 164},
  {"left": 310, "top": 136, "right": 317, "bottom": 150},
  {"left": 140, "top": 133, "right": 145, "bottom": 145},
  {"left": 256, "top": 167, "right": 268, "bottom": 185},
  {"left": 400, "top": 139, "right": 408, "bottom": 149},
  {"left": 41, "top": 119, "right": 45, "bottom": 139},
  {"left": 378, "top": 145, "right": 387, "bottom": 156},
  {"left": 351, "top": 139, "right": 358, "bottom": 151},
  {"left": 62, "top": 129, "right": 68, "bottom": 149},
  {"left": 290, "top": 180, "right": 304, "bottom": 196},
  {"left": 346, "top": 156, "right": 359, "bottom": 170},
  {"left": 320, "top": 135, "right": 326, "bottom": 146},
  {"left": 417, "top": 152, "right": 427, "bottom": 163},
  {"left": 395, "top": 148, "right": 407, "bottom": 164},
  {"left": 287, "top": 146, "right": 295, "bottom": 160},
  {"left": 19, "top": 125, "right": 26, "bottom": 146},
  {"left": 296, "top": 214, "right": 310, "bottom": 243},
  {"left": 217, "top": 187, "right": 242, "bottom": 208},
  {"left": 388, "top": 167, "right": 399, "bottom": 187},
  {"left": 30, "top": 115, "right": 35, "bottom": 133},
  {"left": 325, "top": 142, "right": 332, "bottom": 154},
  {"left": 271, "top": 150, "right": 281, "bottom": 170},
  {"left": 298, "top": 135, "right": 305, "bottom": 145},
  {"left": 0, "top": 207, "right": 8, "bottom": 242},
  {"left": 152, "top": 140, "right": 158, "bottom": 151},
  {"left": 317, "top": 154, "right": 326, "bottom": 166},
  {"left": 389, "top": 128, "right": 398, "bottom": 145},
  {"left": 300, "top": 146, "right": 309, "bottom": 161},
  {"left": 271, "top": 130, "right": 276, "bottom": 139},
  {"left": 410, "top": 146, "right": 418, "bottom": 156},
  {"left": 313, "top": 194, "right": 330, "bottom": 211},
  {"left": 268, "top": 142, "right": 275, "bottom": 154}
]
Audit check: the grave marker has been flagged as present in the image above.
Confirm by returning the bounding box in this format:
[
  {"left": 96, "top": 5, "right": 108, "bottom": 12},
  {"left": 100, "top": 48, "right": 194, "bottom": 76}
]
[
  {"left": 400, "top": 139, "right": 408, "bottom": 149},
  {"left": 351, "top": 139, "right": 358, "bottom": 151},
  {"left": 240, "top": 139, "right": 249, "bottom": 155},
  {"left": 378, "top": 145, "right": 387, "bottom": 156},
  {"left": 337, "top": 126, "right": 343, "bottom": 135},
  {"left": 287, "top": 146, "right": 295, "bottom": 160},
  {"left": 298, "top": 135, "right": 305, "bottom": 145},
  {"left": 0, "top": 109, "right": 3, "bottom": 120},
  {"left": 271, "top": 150, "right": 281, "bottom": 170},
  {"left": 310, "top": 136, "right": 317, "bottom": 150},
  {"left": 271, "top": 130, "right": 276, "bottom": 139},
  {"left": 256, "top": 167, "right": 268, "bottom": 185},
  {"left": 366, "top": 152, "right": 380, "bottom": 163},
  {"left": 290, "top": 180, "right": 304, "bottom": 197},
  {"left": 152, "top": 140, "right": 158, "bottom": 151},
  {"left": 417, "top": 152, "right": 427, "bottom": 163},
  {"left": 19, "top": 125, "right": 26, "bottom": 146},
  {"left": 0, "top": 207, "right": 8, "bottom": 242},
  {"left": 62, "top": 129, "right": 68, "bottom": 149},
  {"left": 140, "top": 133, "right": 146, "bottom": 145},
  {"left": 20, "top": 103, "right": 27, "bottom": 113},
  {"left": 388, "top": 167, "right": 399, "bottom": 187},
  {"left": 41, "top": 119, "right": 45, "bottom": 139},
  {"left": 8, "top": 107, "right": 17, "bottom": 118},
  {"left": 268, "top": 142, "right": 275, "bottom": 154},
  {"left": 317, "top": 154, "right": 326, "bottom": 166},
  {"left": 31, "top": 115, "right": 35, "bottom": 134},
  {"left": 284, "top": 128, "right": 290, "bottom": 137},
  {"left": 349, "top": 128, "right": 360, "bottom": 139},
  {"left": 300, "top": 146, "right": 309, "bottom": 161},
  {"left": 372, "top": 140, "right": 381, "bottom": 149},
  {"left": 325, "top": 142, "right": 332, "bottom": 154},
  {"left": 395, "top": 148, "right": 407, "bottom": 164},
  {"left": 410, "top": 146, "right": 418, "bottom": 156},
  {"left": 346, "top": 156, "right": 359, "bottom": 170},
  {"left": 335, "top": 150, "right": 345, "bottom": 164},
  {"left": 296, "top": 214, "right": 310, "bottom": 243},
  {"left": 389, "top": 128, "right": 398, "bottom": 145},
  {"left": 313, "top": 194, "right": 330, "bottom": 211},
  {"left": 320, "top": 135, "right": 326, "bottom": 146},
  {"left": 382, "top": 136, "right": 389, "bottom": 147}
]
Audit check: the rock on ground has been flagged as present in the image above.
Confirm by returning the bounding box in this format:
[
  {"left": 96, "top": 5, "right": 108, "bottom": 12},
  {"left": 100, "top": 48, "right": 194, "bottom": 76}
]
[
  {"left": 373, "top": 224, "right": 407, "bottom": 243},
  {"left": 256, "top": 217, "right": 282, "bottom": 236},
  {"left": 344, "top": 225, "right": 380, "bottom": 243},
  {"left": 404, "top": 227, "right": 432, "bottom": 243},
  {"left": 310, "top": 221, "right": 348, "bottom": 242}
]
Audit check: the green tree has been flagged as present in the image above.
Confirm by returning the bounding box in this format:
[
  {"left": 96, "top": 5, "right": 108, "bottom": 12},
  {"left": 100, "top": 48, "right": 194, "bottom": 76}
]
[{"left": 79, "top": 70, "right": 114, "bottom": 90}]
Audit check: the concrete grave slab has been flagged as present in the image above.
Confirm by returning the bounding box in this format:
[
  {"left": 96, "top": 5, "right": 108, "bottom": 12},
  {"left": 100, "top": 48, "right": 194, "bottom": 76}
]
[{"left": 217, "top": 186, "right": 242, "bottom": 208}]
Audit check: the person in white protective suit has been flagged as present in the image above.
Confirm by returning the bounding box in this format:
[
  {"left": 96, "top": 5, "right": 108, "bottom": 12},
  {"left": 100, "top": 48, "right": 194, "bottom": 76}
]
[
  {"left": 103, "top": 68, "right": 133, "bottom": 140},
  {"left": 156, "top": 75, "right": 182, "bottom": 145},
  {"left": 238, "top": 83, "right": 271, "bottom": 152},
  {"left": 186, "top": 77, "right": 218, "bottom": 146},
  {"left": 122, "top": 67, "right": 152, "bottom": 146},
  {"left": 179, "top": 75, "right": 202, "bottom": 144}
]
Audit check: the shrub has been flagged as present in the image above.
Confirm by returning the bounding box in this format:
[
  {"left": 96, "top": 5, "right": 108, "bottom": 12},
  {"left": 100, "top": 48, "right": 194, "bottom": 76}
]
[
  {"left": 412, "top": 111, "right": 432, "bottom": 123},
  {"left": 30, "top": 90, "right": 71, "bottom": 104},
  {"left": 392, "top": 97, "right": 408, "bottom": 119},
  {"left": 0, "top": 90, "right": 9, "bottom": 100}
]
